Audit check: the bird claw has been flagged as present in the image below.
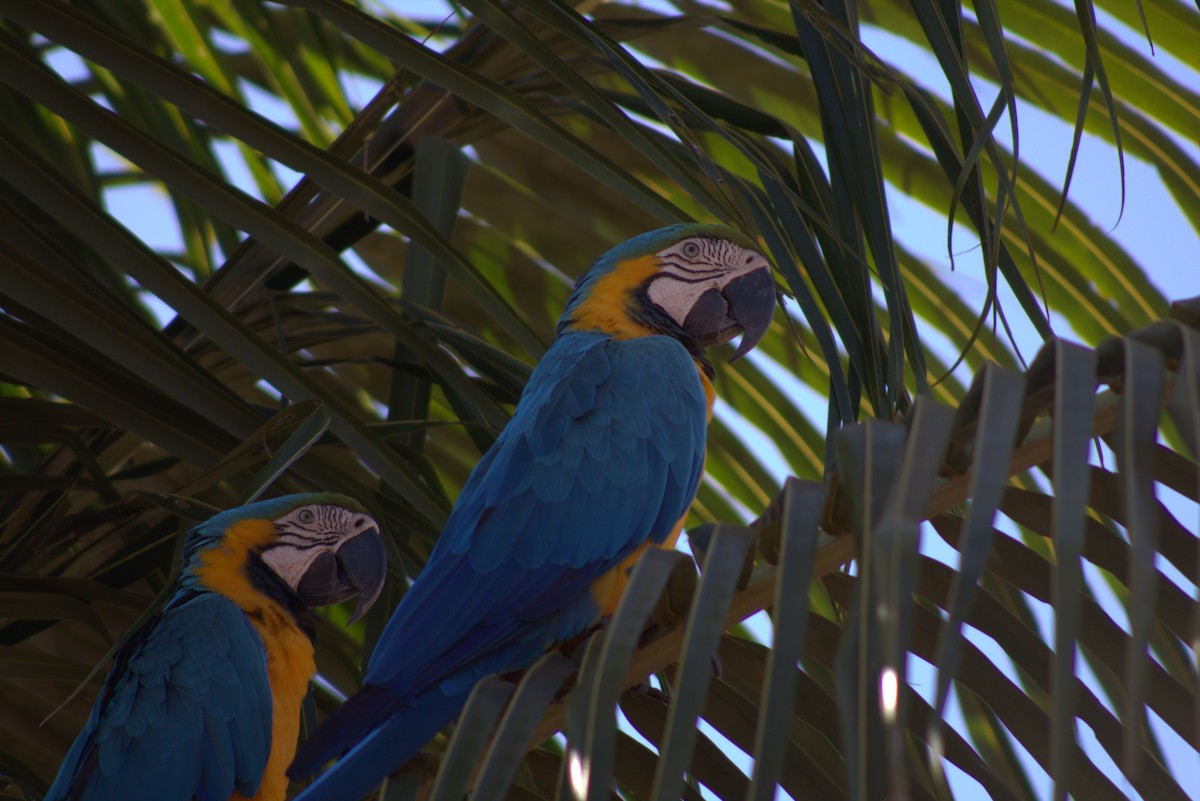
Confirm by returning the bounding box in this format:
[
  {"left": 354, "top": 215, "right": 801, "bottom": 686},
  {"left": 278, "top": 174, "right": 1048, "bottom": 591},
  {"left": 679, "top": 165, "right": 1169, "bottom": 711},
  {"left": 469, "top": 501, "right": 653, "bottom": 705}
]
[{"left": 630, "top": 682, "right": 670, "bottom": 703}]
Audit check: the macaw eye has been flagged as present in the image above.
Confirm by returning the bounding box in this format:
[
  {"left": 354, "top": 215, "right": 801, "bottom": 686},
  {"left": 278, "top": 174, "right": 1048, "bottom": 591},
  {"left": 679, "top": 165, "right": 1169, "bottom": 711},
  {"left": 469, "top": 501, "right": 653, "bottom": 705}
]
[
  {"left": 681, "top": 241, "right": 701, "bottom": 258},
  {"left": 298, "top": 509, "right": 316, "bottom": 524}
]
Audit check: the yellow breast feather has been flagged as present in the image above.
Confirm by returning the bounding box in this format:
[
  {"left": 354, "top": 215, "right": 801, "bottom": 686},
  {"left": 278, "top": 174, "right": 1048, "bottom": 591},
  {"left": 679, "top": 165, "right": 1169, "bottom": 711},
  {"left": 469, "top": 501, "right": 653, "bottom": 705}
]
[{"left": 194, "top": 519, "right": 316, "bottom": 801}]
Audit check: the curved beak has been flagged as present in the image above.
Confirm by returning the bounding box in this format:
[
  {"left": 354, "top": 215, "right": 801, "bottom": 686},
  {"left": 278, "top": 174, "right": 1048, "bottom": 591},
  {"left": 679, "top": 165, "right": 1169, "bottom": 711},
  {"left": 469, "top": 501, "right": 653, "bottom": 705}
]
[
  {"left": 681, "top": 266, "right": 776, "bottom": 361},
  {"left": 296, "top": 528, "right": 387, "bottom": 624}
]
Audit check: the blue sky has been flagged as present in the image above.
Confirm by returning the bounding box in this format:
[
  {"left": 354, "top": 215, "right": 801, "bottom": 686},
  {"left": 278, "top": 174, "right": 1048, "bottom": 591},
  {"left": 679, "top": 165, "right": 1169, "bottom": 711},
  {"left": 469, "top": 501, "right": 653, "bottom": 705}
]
[
  {"left": 54, "top": 1, "right": 1200, "bottom": 798},
  {"left": 859, "top": 11, "right": 1200, "bottom": 800}
]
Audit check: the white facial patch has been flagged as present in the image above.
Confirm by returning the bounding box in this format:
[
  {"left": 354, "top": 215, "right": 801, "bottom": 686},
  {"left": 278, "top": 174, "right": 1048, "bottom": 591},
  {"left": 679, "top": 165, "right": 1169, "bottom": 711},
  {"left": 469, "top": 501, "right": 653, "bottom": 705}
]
[
  {"left": 645, "top": 237, "right": 770, "bottom": 327},
  {"left": 260, "top": 504, "right": 378, "bottom": 590}
]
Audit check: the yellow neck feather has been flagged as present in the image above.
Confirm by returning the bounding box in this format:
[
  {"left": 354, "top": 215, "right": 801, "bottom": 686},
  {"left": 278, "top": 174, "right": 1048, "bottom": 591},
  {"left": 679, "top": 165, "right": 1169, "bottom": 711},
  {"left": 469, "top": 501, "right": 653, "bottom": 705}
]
[
  {"left": 568, "top": 255, "right": 660, "bottom": 339},
  {"left": 569, "top": 253, "right": 717, "bottom": 412},
  {"left": 193, "top": 519, "right": 316, "bottom": 801}
]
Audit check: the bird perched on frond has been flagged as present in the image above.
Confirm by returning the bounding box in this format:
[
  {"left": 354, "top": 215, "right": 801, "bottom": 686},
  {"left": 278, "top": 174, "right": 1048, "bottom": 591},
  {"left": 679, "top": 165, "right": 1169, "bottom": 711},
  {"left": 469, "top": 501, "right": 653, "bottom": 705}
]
[
  {"left": 288, "top": 224, "right": 777, "bottom": 800},
  {"left": 45, "top": 493, "right": 386, "bottom": 801}
]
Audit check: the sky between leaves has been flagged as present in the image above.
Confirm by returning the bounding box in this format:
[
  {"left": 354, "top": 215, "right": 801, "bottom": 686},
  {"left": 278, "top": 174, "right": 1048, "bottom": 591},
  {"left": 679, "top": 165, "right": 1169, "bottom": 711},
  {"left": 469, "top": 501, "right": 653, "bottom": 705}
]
[{"left": 38, "top": 0, "right": 1200, "bottom": 797}]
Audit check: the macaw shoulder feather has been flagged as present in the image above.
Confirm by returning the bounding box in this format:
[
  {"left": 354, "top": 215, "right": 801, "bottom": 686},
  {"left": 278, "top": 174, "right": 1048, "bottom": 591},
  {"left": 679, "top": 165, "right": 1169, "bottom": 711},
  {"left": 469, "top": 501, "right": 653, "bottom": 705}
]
[
  {"left": 45, "top": 592, "right": 273, "bottom": 801},
  {"left": 364, "top": 331, "right": 707, "bottom": 690}
]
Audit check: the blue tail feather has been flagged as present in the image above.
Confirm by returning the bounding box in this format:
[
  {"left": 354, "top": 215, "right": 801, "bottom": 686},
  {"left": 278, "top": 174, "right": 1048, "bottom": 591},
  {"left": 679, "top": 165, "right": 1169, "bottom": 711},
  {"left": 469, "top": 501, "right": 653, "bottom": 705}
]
[
  {"left": 288, "top": 684, "right": 399, "bottom": 780},
  {"left": 289, "top": 687, "right": 469, "bottom": 801}
]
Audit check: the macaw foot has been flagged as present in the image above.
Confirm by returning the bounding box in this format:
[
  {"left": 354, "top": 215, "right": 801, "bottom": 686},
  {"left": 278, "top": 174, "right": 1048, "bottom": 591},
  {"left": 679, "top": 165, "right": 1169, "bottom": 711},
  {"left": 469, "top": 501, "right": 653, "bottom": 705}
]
[{"left": 629, "top": 682, "right": 670, "bottom": 703}]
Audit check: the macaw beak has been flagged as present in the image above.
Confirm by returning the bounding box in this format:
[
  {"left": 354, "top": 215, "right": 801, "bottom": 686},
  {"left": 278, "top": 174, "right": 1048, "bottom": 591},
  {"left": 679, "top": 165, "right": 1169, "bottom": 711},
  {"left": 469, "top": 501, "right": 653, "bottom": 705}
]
[
  {"left": 681, "top": 266, "right": 776, "bottom": 361},
  {"left": 295, "top": 528, "right": 387, "bottom": 624}
]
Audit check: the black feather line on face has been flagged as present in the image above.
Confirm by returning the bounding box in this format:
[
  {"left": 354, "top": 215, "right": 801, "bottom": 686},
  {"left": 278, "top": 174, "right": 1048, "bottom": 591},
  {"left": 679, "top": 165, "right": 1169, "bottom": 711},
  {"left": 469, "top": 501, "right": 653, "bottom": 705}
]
[
  {"left": 246, "top": 551, "right": 317, "bottom": 642},
  {"left": 632, "top": 283, "right": 715, "bottom": 379},
  {"left": 655, "top": 258, "right": 725, "bottom": 281}
]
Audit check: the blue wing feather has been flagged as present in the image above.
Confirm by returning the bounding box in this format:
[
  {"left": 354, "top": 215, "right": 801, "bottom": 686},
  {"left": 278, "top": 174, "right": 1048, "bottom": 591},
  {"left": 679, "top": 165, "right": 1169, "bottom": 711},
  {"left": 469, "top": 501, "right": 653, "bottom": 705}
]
[
  {"left": 290, "top": 332, "right": 707, "bottom": 793},
  {"left": 45, "top": 592, "right": 273, "bottom": 801},
  {"left": 367, "top": 333, "right": 704, "bottom": 683},
  {"left": 289, "top": 686, "right": 469, "bottom": 801}
]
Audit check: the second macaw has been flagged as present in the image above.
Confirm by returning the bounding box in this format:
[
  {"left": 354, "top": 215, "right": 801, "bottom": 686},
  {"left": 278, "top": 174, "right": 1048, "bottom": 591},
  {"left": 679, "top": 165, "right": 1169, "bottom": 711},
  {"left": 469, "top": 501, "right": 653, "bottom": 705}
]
[
  {"left": 288, "top": 224, "right": 776, "bottom": 800},
  {"left": 44, "top": 493, "right": 386, "bottom": 801}
]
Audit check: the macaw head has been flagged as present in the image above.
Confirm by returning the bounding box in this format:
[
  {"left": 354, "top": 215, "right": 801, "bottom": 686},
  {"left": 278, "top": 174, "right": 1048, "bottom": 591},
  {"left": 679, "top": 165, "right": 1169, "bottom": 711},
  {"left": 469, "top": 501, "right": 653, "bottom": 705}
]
[
  {"left": 560, "top": 223, "right": 776, "bottom": 362},
  {"left": 183, "top": 492, "right": 387, "bottom": 623}
]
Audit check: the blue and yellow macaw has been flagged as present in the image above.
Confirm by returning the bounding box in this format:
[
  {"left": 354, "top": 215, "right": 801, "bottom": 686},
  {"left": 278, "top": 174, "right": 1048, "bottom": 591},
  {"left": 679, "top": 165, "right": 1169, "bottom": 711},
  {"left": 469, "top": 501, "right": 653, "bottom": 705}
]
[
  {"left": 288, "top": 224, "right": 776, "bottom": 800},
  {"left": 44, "top": 493, "right": 386, "bottom": 801}
]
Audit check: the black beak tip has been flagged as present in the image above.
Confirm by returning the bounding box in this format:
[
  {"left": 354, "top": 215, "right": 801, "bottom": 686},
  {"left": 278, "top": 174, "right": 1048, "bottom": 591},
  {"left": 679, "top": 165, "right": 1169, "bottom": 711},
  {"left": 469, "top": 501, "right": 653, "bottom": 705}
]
[
  {"left": 726, "top": 267, "right": 776, "bottom": 362},
  {"left": 295, "top": 528, "right": 387, "bottom": 622},
  {"left": 341, "top": 528, "right": 386, "bottom": 624}
]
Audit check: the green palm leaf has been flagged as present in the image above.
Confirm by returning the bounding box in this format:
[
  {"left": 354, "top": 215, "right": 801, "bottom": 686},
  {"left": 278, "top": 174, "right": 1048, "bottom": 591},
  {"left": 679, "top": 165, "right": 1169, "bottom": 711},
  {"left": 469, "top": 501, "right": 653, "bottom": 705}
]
[{"left": 1, "top": 1, "right": 1197, "bottom": 799}]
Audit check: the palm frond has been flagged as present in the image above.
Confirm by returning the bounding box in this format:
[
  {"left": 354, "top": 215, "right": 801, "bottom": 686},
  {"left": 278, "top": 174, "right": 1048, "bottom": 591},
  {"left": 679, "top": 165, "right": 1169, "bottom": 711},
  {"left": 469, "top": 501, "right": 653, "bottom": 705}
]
[{"left": 1, "top": 0, "right": 1197, "bottom": 798}]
